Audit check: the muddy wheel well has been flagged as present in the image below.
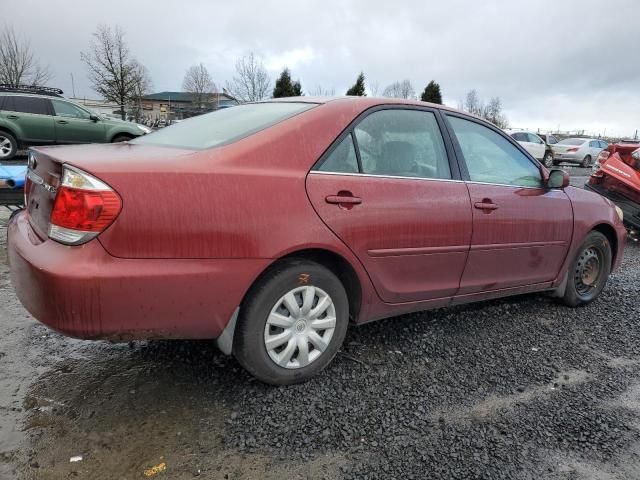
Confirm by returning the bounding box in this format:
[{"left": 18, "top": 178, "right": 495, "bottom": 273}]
[
  {"left": 593, "top": 223, "right": 618, "bottom": 266},
  {"left": 244, "top": 249, "right": 362, "bottom": 324}
]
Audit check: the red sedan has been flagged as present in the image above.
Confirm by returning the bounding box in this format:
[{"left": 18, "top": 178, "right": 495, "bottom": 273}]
[{"left": 8, "top": 97, "right": 626, "bottom": 385}]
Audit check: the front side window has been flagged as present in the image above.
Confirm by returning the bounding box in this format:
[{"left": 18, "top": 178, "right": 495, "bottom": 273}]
[
  {"left": 317, "top": 133, "right": 359, "bottom": 173},
  {"left": 353, "top": 109, "right": 451, "bottom": 179},
  {"left": 447, "top": 115, "right": 542, "bottom": 188},
  {"left": 527, "top": 133, "right": 543, "bottom": 144},
  {"left": 4, "top": 95, "right": 49, "bottom": 115},
  {"left": 51, "top": 100, "right": 91, "bottom": 119},
  {"left": 132, "top": 102, "right": 315, "bottom": 149}
]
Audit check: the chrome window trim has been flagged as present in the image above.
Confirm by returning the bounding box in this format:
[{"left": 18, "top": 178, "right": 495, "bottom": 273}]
[{"left": 308, "top": 170, "right": 545, "bottom": 190}]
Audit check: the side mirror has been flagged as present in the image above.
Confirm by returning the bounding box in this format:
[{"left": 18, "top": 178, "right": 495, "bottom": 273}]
[
  {"left": 547, "top": 168, "right": 570, "bottom": 189},
  {"left": 89, "top": 114, "right": 100, "bottom": 122}
]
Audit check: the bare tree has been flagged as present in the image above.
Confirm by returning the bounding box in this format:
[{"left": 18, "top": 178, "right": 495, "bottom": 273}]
[
  {"left": 183, "top": 63, "right": 217, "bottom": 109},
  {"left": 128, "top": 61, "right": 152, "bottom": 121},
  {"left": 81, "top": 25, "right": 150, "bottom": 120},
  {"left": 0, "top": 25, "right": 51, "bottom": 86},
  {"left": 308, "top": 85, "right": 335, "bottom": 96},
  {"left": 461, "top": 89, "right": 508, "bottom": 128},
  {"left": 225, "top": 52, "right": 271, "bottom": 102},
  {"left": 482, "top": 96, "right": 508, "bottom": 128},
  {"left": 368, "top": 80, "right": 380, "bottom": 97},
  {"left": 464, "top": 89, "right": 482, "bottom": 115},
  {"left": 382, "top": 79, "right": 416, "bottom": 99}
]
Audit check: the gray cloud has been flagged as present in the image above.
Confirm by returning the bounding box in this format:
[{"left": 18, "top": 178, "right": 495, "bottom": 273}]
[{"left": 10, "top": 0, "right": 640, "bottom": 136}]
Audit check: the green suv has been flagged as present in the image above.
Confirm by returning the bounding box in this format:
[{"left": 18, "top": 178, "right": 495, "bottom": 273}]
[{"left": 0, "top": 87, "right": 151, "bottom": 159}]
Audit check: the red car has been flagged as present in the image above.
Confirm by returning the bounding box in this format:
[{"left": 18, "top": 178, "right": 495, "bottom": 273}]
[
  {"left": 586, "top": 141, "right": 640, "bottom": 241},
  {"left": 8, "top": 98, "right": 626, "bottom": 385}
]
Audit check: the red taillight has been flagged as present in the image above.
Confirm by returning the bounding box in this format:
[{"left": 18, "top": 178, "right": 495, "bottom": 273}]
[
  {"left": 567, "top": 147, "right": 579, "bottom": 152},
  {"left": 48, "top": 165, "right": 122, "bottom": 245},
  {"left": 51, "top": 187, "right": 121, "bottom": 232}
]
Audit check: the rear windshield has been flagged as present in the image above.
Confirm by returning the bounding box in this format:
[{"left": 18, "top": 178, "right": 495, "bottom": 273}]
[
  {"left": 557, "top": 138, "right": 586, "bottom": 145},
  {"left": 132, "top": 102, "right": 316, "bottom": 149}
]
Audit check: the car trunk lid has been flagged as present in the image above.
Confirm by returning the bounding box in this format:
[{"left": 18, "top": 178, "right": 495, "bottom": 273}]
[{"left": 25, "top": 143, "right": 195, "bottom": 241}]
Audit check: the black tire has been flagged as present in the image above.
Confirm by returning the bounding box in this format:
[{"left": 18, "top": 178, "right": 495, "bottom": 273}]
[
  {"left": 111, "top": 135, "right": 133, "bottom": 143},
  {"left": 233, "top": 259, "right": 349, "bottom": 385},
  {"left": 543, "top": 151, "right": 554, "bottom": 168},
  {"left": 562, "top": 231, "right": 612, "bottom": 307},
  {"left": 581, "top": 155, "right": 592, "bottom": 168},
  {"left": 0, "top": 131, "right": 18, "bottom": 160}
]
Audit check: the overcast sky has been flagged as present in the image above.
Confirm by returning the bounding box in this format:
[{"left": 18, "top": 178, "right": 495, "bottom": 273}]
[{"left": 9, "top": 0, "right": 640, "bottom": 137}]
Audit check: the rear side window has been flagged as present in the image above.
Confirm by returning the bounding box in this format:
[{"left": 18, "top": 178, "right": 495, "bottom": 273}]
[
  {"left": 447, "top": 115, "right": 542, "bottom": 188},
  {"left": 3, "top": 95, "right": 49, "bottom": 115},
  {"left": 317, "top": 134, "right": 359, "bottom": 173},
  {"left": 353, "top": 109, "right": 451, "bottom": 179},
  {"left": 132, "top": 102, "right": 315, "bottom": 149}
]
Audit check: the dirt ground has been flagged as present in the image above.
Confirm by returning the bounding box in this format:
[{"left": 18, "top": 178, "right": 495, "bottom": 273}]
[{"left": 1, "top": 167, "right": 640, "bottom": 479}]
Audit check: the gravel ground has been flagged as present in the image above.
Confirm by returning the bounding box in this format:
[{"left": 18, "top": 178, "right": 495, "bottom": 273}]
[{"left": 1, "top": 165, "right": 639, "bottom": 479}]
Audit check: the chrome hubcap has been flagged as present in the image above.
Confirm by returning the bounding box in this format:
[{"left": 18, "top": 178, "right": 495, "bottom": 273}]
[
  {"left": 0, "top": 136, "right": 12, "bottom": 157},
  {"left": 575, "top": 247, "right": 601, "bottom": 296},
  {"left": 264, "top": 286, "right": 336, "bottom": 369}
]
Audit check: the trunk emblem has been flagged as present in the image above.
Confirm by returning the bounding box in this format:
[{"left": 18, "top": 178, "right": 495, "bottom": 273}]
[{"left": 26, "top": 170, "right": 57, "bottom": 194}]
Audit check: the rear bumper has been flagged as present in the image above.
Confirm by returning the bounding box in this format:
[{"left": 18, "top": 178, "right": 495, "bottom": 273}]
[
  {"left": 7, "top": 212, "right": 270, "bottom": 340},
  {"left": 554, "top": 153, "right": 580, "bottom": 162}
]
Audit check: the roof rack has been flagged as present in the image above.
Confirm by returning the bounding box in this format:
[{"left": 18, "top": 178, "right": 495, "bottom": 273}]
[{"left": 0, "top": 84, "right": 64, "bottom": 97}]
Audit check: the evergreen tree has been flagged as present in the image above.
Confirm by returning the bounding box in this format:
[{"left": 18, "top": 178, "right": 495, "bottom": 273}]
[
  {"left": 272, "top": 68, "right": 303, "bottom": 97},
  {"left": 346, "top": 72, "right": 366, "bottom": 96},
  {"left": 421, "top": 80, "right": 442, "bottom": 104}
]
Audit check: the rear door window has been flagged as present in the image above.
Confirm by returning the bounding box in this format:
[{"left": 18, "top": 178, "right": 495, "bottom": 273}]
[
  {"left": 3, "top": 96, "right": 49, "bottom": 115},
  {"left": 353, "top": 109, "right": 451, "bottom": 179},
  {"left": 447, "top": 115, "right": 542, "bottom": 188},
  {"left": 317, "top": 133, "right": 359, "bottom": 173}
]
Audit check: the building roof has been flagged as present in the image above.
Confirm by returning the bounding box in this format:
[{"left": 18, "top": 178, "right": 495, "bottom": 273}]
[{"left": 142, "top": 91, "right": 235, "bottom": 103}]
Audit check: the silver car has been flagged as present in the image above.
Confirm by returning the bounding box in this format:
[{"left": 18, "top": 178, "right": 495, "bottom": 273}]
[{"left": 553, "top": 138, "right": 608, "bottom": 167}]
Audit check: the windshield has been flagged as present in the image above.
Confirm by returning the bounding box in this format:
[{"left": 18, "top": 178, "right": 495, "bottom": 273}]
[
  {"left": 132, "top": 102, "right": 316, "bottom": 149},
  {"left": 557, "top": 138, "right": 586, "bottom": 145}
]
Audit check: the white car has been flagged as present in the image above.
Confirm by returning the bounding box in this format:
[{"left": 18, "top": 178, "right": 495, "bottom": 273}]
[{"left": 506, "top": 130, "right": 546, "bottom": 162}]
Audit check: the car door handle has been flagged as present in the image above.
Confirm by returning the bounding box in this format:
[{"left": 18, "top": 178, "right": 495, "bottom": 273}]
[
  {"left": 6, "top": 115, "right": 18, "bottom": 119},
  {"left": 326, "top": 195, "right": 362, "bottom": 205},
  {"left": 474, "top": 201, "right": 499, "bottom": 211},
  {"left": 56, "top": 120, "right": 69, "bottom": 124}
]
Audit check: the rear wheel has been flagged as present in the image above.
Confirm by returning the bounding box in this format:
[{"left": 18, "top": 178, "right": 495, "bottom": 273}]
[
  {"left": 543, "top": 151, "right": 554, "bottom": 168},
  {"left": 0, "top": 131, "right": 17, "bottom": 160},
  {"left": 562, "top": 231, "right": 612, "bottom": 307},
  {"left": 581, "top": 155, "right": 592, "bottom": 168},
  {"left": 233, "top": 259, "right": 349, "bottom": 385}
]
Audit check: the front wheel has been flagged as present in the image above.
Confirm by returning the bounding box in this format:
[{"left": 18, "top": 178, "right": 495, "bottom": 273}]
[
  {"left": 543, "top": 151, "right": 554, "bottom": 168},
  {"left": 562, "top": 231, "right": 612, "bottom": 307},
  {"left": 233, "top": 259, "right": 349, "bottom": 385},
  {"left": 111, "top": 135, "right": 133, "bottom": 143},
  {"left": 581, "top": 155, "right": 592, "bottom": 168},
  {"left": 0, "top": 131, "right": 18, "bottom": 160}
]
